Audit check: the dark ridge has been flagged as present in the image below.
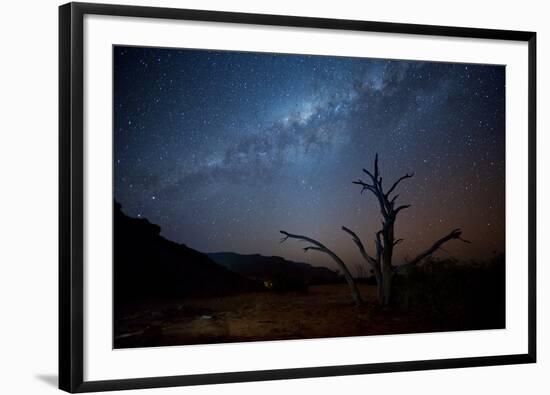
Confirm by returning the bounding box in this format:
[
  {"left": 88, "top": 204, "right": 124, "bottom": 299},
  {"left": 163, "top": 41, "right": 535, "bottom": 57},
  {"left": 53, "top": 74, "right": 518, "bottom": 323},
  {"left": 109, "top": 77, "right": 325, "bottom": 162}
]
[
  {"left": 207, "top": 251, "right": 342, "bottom": 286},
  {"left": 113, "top": 201, "right": 263, "bottom": 302}
]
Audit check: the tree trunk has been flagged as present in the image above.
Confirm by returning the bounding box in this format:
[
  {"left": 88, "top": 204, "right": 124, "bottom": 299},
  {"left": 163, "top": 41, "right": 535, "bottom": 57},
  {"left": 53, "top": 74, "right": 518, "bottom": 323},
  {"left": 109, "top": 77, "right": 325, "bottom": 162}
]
[
  {"left": 378, "top": 221, "right": 395, "bottom": 306},
  {"left": 380, "top": 271, "right": 394, "bottom": 306},
  {"left": 347, "top": 277, "right": 363, "bottom": 307}
]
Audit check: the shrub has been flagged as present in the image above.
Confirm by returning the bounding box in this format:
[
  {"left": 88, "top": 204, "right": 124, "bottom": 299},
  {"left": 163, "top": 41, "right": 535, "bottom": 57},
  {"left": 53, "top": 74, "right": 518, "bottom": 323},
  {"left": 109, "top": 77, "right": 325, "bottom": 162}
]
[{"left": 392, "top": 254, "right": 505, "bottom": 330}]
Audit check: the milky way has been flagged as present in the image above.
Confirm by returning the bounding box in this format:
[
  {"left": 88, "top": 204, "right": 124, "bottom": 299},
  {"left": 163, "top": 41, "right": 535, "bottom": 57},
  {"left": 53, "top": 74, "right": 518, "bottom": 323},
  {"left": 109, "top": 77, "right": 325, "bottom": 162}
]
[{"left": 114, "top": 46, "right": 505, "bottom": 269}]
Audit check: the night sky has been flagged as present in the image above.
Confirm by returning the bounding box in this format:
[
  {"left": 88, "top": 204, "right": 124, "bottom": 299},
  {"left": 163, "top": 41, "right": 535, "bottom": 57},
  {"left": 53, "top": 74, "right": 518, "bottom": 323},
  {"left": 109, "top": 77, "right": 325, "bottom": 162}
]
[{"left": 114, "top": 46, "right": 505, "bottom": 270}]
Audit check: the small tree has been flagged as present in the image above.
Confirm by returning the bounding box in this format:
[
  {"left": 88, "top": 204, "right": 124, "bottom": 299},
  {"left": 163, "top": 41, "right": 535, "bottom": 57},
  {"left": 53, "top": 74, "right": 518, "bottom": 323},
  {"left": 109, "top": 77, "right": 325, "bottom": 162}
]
[{"left": 281, "top": 154, "right": 469, "bottom": 306}]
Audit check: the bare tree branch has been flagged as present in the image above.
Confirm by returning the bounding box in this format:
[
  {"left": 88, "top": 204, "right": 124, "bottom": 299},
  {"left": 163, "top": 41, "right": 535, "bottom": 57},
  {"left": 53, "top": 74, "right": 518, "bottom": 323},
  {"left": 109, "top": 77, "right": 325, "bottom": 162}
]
[
  {"left": 362, "top": 169, "right": 376, "bottom": 184},
  {"left": 394, "top": 204, "right": 411, "bottom": 216},
  {"left": 341, "top": 226, "right": 374, "bottom": 261},
  {"left": 341, "top": 226, "right": 380, "bottom": 275},
  {"left": 355, "top": 155, "right": 416, "bottom": 219},
  {"left": 352, "top": 180, "right": 376, "bottom": 195},
  {"left": 280, "top": 230, "right": 363, "bottom": 305},
  {"left": 396, "top": 228, "right": 471, "bottom": 272},
  {"left": 303, "top": 246, "right": 324, "bottom": 253},
  {"left": 386, "top": 172, "right": 415, "bottom": 198},
  {"left": 390, "top": 194, "right": 399, "bottom": 205},
  {"left": 353, "top": 178, "right": 389, "bottom": 217}
]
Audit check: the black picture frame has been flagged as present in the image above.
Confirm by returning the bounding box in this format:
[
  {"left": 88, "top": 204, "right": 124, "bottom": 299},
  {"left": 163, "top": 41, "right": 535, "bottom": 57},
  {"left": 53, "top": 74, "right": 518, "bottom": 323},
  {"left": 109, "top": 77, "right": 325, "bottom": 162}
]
[{"left": 59, "top": 2, "right": 537, "bottom": 392}]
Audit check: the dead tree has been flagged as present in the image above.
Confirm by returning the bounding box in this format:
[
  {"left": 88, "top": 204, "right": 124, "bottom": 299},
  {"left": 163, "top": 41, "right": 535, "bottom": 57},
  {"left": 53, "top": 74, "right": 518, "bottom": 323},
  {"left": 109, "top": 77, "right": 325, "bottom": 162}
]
[
  {"left": 349, "top": 154, "right": 470, "bottom": 305},
  {"left": 280, "top": 153, "right": 469, "bottom": 307}
]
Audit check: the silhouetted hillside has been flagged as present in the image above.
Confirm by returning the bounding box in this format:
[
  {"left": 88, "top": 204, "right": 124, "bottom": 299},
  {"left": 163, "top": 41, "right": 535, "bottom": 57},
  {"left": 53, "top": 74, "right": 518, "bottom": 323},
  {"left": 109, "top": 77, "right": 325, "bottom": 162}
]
[
  {"left": 207, "top": 252, "right": 342, "bottom": 287},
  {"left": 114, "top": 201, "right": 262, "bottom": 302}
]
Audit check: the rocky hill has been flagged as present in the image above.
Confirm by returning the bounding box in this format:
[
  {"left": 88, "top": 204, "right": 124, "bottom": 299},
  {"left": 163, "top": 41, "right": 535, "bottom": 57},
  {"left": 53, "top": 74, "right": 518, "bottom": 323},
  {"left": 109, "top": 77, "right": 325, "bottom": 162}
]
[
  {"left": 207, "top": 252, "right": 341, "bottom": 287},
  {"left": 114, "top": 202, "right": 262, "bottom": 301}
]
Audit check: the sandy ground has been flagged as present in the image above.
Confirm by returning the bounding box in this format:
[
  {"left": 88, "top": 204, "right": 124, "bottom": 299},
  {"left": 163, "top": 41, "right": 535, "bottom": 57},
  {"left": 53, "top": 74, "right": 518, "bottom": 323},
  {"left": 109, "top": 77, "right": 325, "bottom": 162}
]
[{"left": 114, "top": 284, "right": 467, "bottom": 348}]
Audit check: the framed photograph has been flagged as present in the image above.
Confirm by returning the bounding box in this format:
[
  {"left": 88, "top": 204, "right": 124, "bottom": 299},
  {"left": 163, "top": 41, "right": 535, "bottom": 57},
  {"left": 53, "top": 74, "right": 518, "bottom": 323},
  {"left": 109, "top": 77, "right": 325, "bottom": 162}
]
[{"left": 59, "top": 2, "right": 536, "bottom": 392}]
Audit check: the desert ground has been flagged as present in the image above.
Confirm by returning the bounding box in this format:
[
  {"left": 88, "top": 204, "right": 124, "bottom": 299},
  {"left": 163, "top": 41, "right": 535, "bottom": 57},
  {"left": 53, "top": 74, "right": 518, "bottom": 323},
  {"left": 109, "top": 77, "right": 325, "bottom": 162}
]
[{"left": 114, "top": 283, "right": 496, "bottom": 348}]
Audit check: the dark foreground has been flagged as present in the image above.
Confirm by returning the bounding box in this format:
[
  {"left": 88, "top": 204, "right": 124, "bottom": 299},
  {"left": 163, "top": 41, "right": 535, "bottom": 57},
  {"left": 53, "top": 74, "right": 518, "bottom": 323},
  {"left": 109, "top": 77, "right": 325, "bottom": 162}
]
[{"left": 114, "top": 282, "right": 503, "bottom": 349}]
